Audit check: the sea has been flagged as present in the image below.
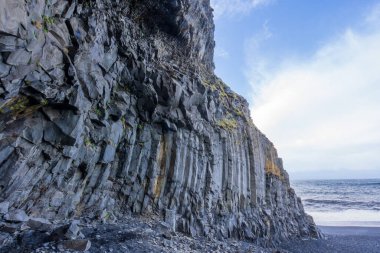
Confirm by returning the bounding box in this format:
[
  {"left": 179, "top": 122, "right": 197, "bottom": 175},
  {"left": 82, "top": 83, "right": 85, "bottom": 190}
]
[{"left": 291, "top": 179, "right": 380, "bottom": 227}]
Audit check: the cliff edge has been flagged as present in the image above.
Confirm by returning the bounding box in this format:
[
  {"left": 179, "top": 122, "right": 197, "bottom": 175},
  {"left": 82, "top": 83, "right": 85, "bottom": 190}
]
[{"left": 0, "top": 0, "right": 319, "bottom": 249}]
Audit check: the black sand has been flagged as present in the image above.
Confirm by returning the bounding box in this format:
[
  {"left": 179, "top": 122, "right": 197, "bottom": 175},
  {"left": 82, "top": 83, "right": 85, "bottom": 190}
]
[{"left": 280, "top": 226, "right": 380, "bottom": 253}]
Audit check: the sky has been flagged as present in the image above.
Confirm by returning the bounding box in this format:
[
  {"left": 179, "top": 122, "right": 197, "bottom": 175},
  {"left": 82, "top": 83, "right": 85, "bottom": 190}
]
[{"left": 211, "top": 0, "right": 380, "bottom": 180}]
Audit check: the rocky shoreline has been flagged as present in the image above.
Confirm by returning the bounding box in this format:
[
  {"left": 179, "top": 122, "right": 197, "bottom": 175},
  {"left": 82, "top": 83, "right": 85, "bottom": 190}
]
[
  {"left": 3, "top": 202, "right": 378, "bottom": 253},
  {"left": 1, "top": 204, "right": 284, "bottom": 253}
]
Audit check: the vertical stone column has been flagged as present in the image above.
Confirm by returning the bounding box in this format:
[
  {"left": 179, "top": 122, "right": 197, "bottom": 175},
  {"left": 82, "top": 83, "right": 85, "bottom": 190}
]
[{"left": 165, "top": 209, "right": 176, "bottom": 231}]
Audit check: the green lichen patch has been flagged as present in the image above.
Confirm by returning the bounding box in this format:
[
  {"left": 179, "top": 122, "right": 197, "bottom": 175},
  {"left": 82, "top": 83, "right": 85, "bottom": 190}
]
[
  {"left": 92, "top": 106, "right": 103, "bottom": 117},
  {"left": 233, "top": 107, "right": 244, "bottom": 117},
  {"left": 42, "top": 15, "right": 55, "bottom": 33},
  {"left": 84, "top": 137, "right": 96, "bottom": 149},
  {"left": 0, "top": 96, "right": 48, "bottom": 122},
  {"left": 216, "top": 117, "right": 238, "bottom": 131},
  {"left": 202, "top": 77, "right": 229, "bottom": 97}
]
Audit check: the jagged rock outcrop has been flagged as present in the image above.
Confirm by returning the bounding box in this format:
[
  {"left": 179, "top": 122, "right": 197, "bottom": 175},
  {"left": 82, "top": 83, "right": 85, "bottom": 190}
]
[{"left": 0, "top": 0, "right": 319, "bottom": 246}]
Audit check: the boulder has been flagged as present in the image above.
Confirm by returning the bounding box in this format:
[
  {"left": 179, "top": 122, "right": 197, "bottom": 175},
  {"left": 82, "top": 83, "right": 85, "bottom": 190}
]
[
  {"left": 26, "top": 218, "right": 52, "bottom": 232},
  {"left": 50, "top": 220, "right": 81, "bottom": 241},
  {"left": 0, "top": 223, "right": 19, "bottom": 234},
  {"left": 4, "top": 210, "right": 29, "bottom": 222},
  {"left": 61, "top": 239, "right": 91, "bottom": 252}
]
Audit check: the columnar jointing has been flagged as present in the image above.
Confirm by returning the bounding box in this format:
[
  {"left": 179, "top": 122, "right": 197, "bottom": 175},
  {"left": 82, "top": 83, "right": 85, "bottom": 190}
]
[{"left": 0, "top": 0, "right": 319, "bottom": 245}]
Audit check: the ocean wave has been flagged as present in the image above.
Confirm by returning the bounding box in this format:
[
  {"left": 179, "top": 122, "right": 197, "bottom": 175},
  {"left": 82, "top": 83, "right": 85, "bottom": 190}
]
[
  {"left": 308, "top": 209, "right": 380, "bottom": 226},
  {"left": 302, "top": 199, "right": 380, "bottom": 211},
  {"left": 361, "top": 182, "right": 380, "bottom": 186},
  {"left": 293, "top": 179, "right": 380, "bottom": 212}
]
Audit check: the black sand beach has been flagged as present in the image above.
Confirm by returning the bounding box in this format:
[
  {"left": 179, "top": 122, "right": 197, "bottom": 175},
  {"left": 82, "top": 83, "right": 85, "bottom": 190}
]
[{"left": 280, "top": 226, "right": 380, "bottom": 253}]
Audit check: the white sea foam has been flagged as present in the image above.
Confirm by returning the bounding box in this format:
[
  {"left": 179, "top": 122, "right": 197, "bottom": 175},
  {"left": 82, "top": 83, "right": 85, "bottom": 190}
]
[
  {"left": 308, "top": 209, "right": 380, "bottom": 227},
  {"left": 292, "top": 179, "right": 380, "bottom": 227}
]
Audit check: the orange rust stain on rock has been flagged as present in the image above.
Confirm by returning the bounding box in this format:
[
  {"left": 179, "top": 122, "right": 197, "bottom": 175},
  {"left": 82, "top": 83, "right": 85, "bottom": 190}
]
[
  {"left": 265, "top": 158, "right": 283, "bottom": 180},
  {"left": 153, "top": 135, "right": 167, "bottom": 199}
]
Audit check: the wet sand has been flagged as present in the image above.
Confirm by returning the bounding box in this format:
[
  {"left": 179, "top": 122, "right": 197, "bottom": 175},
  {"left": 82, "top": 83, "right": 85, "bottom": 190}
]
[{"left": 280, "top": 226, "right": 380, "bottom": 253}]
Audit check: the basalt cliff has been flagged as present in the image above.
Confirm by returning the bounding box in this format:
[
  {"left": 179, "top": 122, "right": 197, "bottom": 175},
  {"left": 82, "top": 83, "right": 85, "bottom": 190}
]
[{"left": 0, "top": 0, "right": 318, "bottom": 251}]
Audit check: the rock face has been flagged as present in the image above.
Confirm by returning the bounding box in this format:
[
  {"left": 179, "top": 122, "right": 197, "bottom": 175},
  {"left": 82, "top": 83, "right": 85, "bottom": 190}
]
[{"left": 0, "top": 0, "right": 319, "bottom": 246}]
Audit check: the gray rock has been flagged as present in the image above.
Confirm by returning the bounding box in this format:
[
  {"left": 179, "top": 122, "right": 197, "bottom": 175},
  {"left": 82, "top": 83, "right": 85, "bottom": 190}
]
[
  {"left": 64, "top": 2, "right": 76, "bottom": 19},
  {"left": 50, "top": 220, "right": 81, "bottom": 241},
  {"left": 100, "top": 144, "right": 116, "bottom": 163},
  {"left": 66, "top": 221, "right": 81, "bottom": 240},
  {"left": 99, "top": 42, "right": 118, "bottom": 72},
  {"left": 0, "top": 0, "right": 28, "bottom": 36},
  {"left": 61, "top": 239, "right": 91, "bottom": 252},
  {"left": 6, "top": 49, "right": 31, "bottom": 66},
  {"left": 26, "top": 218, "right": 52, "bottom": 232},
  {"left": 162, "top": 119, "right": 178, "bottom": 132},
  {"left": 0, "top": 202, "right": 9, "bottom": 215},
  {"left": 4, "top": 210, "right": 29, "bottom": 222},
  {"left": 0, "top": 144, "right": 16, "bottom": 166},
  {"left": 22, "top": 123, "right": 44, "bottom": 144},
  {"left": 100, "top": 210, "right": 116, "bottom": 223},
  {"left": 39, "top": 43, "right": 63, "bottom": 70},
  {"left": 17, "top": 230, "right": 51, "bottom": 250},
  {"left": 0, "top": 0, "right": 319, "bottom": 249},
  {"left": 165, "top": 209, "right": 176, "bottom": 232},
  {"left": 0, "top": 36, "right": 24, "bottom": 52},
  {"left": 50, "top": 191, "right": 64, "bottom": 207},
  {"left": 0, "top": 223, "right": 19, "bottom": 234},
  {"left": 0, "top": 61, "right": 11, "bottom": 77},
  {"left": 0, "top": 233, "right": 13, "bottom": 247}
]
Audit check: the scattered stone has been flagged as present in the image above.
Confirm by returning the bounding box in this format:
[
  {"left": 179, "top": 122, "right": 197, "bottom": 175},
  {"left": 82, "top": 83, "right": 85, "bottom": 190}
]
[
  {"left": 65, "top": 221, "right": 81, "bottom": 239},
  {"left": 61, "top": 239, "right": 91, "bottom": 252},
  {"left": 17, "top": 230, "right": 51, "bottom": 249},
  {"left": 162, "top": 239, "right": 172, "bottom": 247},
  {"left": 6, "top": 49, "right": 31, "bottom": 66},
  {"left": 0, "top": 233, "right": 13, "bottom": 247},
  {"left": 50, "top": 220, "right": 81, "bottom": 241},
  {"left": 0, "top": 223, "right": 19, "bottom": 234},
  {"left": 4, "top": 209, "right": 29, "bottom": 222},
  {"left": 162, "top": 232, "right": 172, "bottom": 240},
  {"left": 26, "top": 218, "right": 52, "bottom": 232}
]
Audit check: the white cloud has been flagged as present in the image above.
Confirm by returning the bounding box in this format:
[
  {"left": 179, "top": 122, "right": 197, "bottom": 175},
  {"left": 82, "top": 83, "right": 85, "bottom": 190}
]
[
  {"left": 248, "top": 11, "right": 380, "bottom": 177},
  {"left": 211, "top": 0, "right": 270, "bottom": 19},
  {"left": 246, "top": 20, "right": 272, "bottom": 49},
  {"left": 245, "top": 21, "right": 273, "bottom": 93},
  {"left": 215, "top": 47, "right": 229, "bottom": 58}
]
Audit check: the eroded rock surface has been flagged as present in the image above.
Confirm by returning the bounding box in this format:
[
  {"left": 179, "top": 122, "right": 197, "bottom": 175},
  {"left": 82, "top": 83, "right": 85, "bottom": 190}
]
[{"left": 0, "top": 0, "right": 319, "bottom": 249}]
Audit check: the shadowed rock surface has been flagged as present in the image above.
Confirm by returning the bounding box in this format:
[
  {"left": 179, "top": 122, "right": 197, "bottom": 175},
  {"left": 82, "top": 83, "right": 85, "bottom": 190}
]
[
  {"left": 1, "top": 215, "right": 287, "bottom": 253},
  {"left": 0, "top": 0, "right": 319, "bottom": 251}
]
